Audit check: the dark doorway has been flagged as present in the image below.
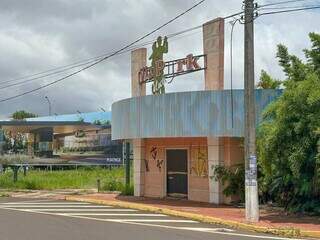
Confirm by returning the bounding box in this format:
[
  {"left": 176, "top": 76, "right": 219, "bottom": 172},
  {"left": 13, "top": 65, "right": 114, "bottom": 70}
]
[{"left": 166, "top": 149, "right": 188, "bottom": 197}]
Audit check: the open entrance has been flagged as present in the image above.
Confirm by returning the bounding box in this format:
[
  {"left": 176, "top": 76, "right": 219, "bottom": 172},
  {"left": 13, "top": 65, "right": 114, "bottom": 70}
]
[{"left": 166, "top": 149, "right": 188, "bottom": 198}]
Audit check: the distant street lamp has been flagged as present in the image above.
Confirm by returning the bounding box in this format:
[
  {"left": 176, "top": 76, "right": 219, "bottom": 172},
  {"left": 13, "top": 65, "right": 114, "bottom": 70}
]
[{"left": 45, "top": 96, "right": 52, "bottom": 116}]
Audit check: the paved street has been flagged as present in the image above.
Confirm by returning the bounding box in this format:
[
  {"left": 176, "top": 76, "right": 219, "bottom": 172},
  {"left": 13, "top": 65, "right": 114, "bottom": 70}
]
[{"left": 0, "top": 198, "right": 308, "bottom": 240}]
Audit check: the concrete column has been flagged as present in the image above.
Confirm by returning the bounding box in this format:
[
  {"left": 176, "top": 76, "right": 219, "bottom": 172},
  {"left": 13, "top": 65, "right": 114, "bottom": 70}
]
[
  {"left": 203, "top": 18, "right": 225, "bottom": 204},
  {"left": 131, "top": 48, "right": 147, "bottom": 97},
  {"left": 133, "top": 139, "right": 145, "bottom": 196},
  {"left": 131, "top": 48, "right": 147, "bottom": 197},
  {"left": 207, "top": 138, "right": 224, "bottom": 204},
  {"left": 203, "top": 17, "right": 224, "bottom": 90}
]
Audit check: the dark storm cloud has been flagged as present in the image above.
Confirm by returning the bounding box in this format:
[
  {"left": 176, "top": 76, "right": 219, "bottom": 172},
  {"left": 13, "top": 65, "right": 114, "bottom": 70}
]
[{"left": 0, "top": 0, "right": 319, "bottom": 118}]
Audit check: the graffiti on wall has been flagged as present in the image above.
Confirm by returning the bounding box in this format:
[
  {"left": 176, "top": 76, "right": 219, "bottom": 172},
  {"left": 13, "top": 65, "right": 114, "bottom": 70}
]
[
  {"left": 144, "top": 159, "right": 150, "bottom": 172},
  {"left": 150, "top": 146, "right": 164, "bottom": 172},
  {"left": 191, "top": 147, "right": 208, "bottom": 177}
]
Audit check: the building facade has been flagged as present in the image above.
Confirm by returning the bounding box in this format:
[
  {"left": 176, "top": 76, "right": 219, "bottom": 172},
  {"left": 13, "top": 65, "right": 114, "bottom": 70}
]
[{"left": 111, "top": 18, "right": 282, "bottom": 204}]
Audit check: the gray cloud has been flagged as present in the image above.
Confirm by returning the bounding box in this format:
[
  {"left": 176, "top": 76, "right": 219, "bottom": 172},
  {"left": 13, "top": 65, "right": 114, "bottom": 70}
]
[{"left": 0, "top": 0, "right": 319, "bottom": 118}]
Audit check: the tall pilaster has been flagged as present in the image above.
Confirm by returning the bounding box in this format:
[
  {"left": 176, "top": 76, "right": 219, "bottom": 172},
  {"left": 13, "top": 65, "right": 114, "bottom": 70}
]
[
  {"left": 203, "top": 18, "right": 225, "bottom": 204},
  {"left": 131, "top": 48, "right": 147, "bottom": 197}
]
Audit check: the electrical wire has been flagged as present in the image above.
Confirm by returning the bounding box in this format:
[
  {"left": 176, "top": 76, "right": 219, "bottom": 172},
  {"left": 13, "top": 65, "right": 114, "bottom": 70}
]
[
  {"left": 0, "top": 27, "right": 200, "bottom": 88},
  {"left": 259, "top": 4, "right": 320, "bottom": 10},
  {"left": 0, "top": 28, "right": 203, "bottom": 91},
  {"left": 0, "top": 28, "right": 204, "bottom": 90},
  {"left": 0, "top": 0, "right": 207, "bottom": 102},
  {"left": 258, "top": 5, "right": 320, "bottom": 16},
  {"left": 1, "top": 8, "right": 244, "bottom": 88},
  {"left": 258, "top": 0, "right": 313, "bottom": 8}
]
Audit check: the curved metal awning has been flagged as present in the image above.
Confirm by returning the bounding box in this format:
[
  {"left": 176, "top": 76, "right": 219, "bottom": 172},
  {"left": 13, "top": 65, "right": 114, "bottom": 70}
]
[{"left": 111, "top": 89, "right": 282, "bottom": 140}]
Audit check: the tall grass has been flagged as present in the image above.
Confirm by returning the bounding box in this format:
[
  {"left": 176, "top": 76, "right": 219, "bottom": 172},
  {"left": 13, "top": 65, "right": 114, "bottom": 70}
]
[{"left": 0, "top": 167, "right": 132, "bottom": 194}]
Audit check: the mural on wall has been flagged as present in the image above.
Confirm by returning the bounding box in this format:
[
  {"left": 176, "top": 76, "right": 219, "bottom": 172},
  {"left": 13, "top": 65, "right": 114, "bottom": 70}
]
[
  {"left": 191, "top": 147, "right": 208, "bottom": 177},
  {"left": 150, "top": 146, "right": 164, "bottom": 172}
]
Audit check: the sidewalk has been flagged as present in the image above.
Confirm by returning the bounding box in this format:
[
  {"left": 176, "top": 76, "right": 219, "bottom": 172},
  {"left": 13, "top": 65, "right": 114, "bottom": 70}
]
[{"left": 65, "top": 193, "right": 320, "bottom": 239}]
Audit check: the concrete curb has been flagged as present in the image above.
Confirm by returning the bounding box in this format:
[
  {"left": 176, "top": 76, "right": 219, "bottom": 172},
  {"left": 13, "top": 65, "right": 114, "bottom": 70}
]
[{"left": 65, "top": 196, "right": 320, "bottom": 239}]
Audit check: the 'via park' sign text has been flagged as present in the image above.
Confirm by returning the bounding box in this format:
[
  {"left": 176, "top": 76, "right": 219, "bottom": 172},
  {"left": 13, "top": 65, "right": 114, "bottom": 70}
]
[{"left": 138, "top": 36, "right": 206, "bottom": 95}]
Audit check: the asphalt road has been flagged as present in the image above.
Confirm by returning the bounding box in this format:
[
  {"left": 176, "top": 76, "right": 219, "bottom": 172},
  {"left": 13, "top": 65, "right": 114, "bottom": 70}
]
[{"left": 0, "top": 198, "right": 307, "bottom": 240}]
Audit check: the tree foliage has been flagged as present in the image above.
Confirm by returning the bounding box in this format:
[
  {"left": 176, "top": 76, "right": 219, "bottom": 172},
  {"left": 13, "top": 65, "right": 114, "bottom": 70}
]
[
  {"left": 257, "top": 70, "right": 281, "bottom": 89},
  {"left": 257, "top": 33, "right": 320, "bottom": 214},
  {"left": 11, "top": 110, "right": 37, "bottom": 120}
]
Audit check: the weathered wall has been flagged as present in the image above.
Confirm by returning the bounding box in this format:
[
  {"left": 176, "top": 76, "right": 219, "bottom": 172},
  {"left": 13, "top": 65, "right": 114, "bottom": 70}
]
[{"left": 144, "top": 137, "right": 209, "bottom": 202}]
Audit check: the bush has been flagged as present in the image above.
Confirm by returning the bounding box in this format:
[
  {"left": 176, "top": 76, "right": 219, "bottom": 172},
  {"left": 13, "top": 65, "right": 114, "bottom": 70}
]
[
  {"left": 212, "top": 164, "right": 245, "bottom": 203},
  {"left": 121, "top": 184, "right": 134, "bottom": 196},
  {"left": 102, "top": 179, "right": 124, "bottom": 191}
]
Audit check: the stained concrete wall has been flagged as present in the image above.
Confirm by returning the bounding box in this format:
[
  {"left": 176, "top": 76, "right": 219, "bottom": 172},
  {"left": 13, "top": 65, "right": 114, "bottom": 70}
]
[{"left": 144, "top": 138, "right": 209, "bottom": 202}]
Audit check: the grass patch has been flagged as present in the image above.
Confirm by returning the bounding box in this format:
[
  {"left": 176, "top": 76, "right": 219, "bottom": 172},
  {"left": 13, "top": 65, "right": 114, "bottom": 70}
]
[{"left": 0, "top": 167, "right": 132, "bottom": 194}]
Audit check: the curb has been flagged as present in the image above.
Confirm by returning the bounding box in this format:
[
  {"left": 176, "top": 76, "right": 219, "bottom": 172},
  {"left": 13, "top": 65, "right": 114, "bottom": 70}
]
[{"left": 65, "top": 196, "right": 320, "bottom": 239}]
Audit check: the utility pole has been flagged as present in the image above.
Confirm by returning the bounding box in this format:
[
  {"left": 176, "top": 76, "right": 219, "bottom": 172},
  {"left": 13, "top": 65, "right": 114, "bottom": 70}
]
[
  {"left": 244, "top": 0, "right": 259, "bottom": 222},
  {"left": 45, "top": 96, "right": 52, "bottom": 116}
]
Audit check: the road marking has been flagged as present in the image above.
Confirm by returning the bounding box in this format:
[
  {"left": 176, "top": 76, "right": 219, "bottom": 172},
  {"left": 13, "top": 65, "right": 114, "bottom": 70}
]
[
  {"left": 62, "top": 213, "right": 166, "bottom": 216},
  {"left": 113, "top": 219, "right": 197, "bottom": 223},
  {"left": 1, "top": 208, "right": 138, "bottom": 212},
  {"left": 0, "top": 205, "right": 112, "bottom": 208},
  {"left": 180, "top": 227, "right": 235, "bottom": 232},
  {"left": 1, "top": 202, "right": 90, "bottom": 205},
  {"left": 0, "top": 204, "right": 304, "bottom": 240}
]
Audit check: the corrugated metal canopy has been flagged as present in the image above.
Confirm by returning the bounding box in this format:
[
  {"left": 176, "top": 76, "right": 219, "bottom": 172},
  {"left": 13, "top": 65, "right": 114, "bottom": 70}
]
[{"left": 111, "top": 89, "right": 282, "bottom": 140}]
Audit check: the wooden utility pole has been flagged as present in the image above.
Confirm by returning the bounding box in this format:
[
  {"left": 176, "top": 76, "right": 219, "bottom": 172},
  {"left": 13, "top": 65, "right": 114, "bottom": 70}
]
[{"left": 244, "top": 0, "right": 259, "bottom": 222}]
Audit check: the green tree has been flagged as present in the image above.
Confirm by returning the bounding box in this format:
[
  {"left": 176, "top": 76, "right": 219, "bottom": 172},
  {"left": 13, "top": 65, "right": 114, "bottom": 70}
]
[
  {"left": 257, "top": 70, "right": 281, "bottom": 89},
  {"left": 11, "top": 110, "right": 37, "bottom": 120},
  {"left": 257, "top": 33, "right": 320, "bottom": 214}
]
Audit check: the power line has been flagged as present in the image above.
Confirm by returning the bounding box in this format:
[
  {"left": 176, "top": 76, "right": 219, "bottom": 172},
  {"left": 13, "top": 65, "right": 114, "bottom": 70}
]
[
  {"left": 0, "top": 41, "right": 153, "bottom": 90},
  {"left": 0, "top": 0, "right": 207, "bottom": 103},
  {"left": 0, "top": 28, "right": 203, "bottom": 91},
  {"left": 0, "top": 27, "right": 202, "bottom": 89},
  {"left": 259, "top": 5, "right": 320, "bottom": 16},
  {"left": 258, "top": 0, "right": 313, "bottom": 8},
  {"left": 1, "top": 9, "right": 244, "bottom": 92},
  {"left": 1, "top": 8, "right": 244, "bottom": 88},
  {"left": 259, "top": 4, "right": 320, "bottom": 10}
]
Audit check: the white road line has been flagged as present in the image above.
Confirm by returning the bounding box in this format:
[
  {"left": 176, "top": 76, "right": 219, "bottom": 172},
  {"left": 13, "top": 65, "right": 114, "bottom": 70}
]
[
  {"left": 114, "top": 219, "right": 197, "bottom": 223},
  {"left": 0, "top": 205, "right": 304, "bottom": 240},
  {"left": 1, "top": 199, "right": 54, "bottom": 204},
  {"left": 1, "top": 202, "right": 90, "bottom": 205},
  {"left": 0, "top": 205, "right": 112, "bottom": 208},
  {"left": 180, "top": 227, "right": 235, "bottom": 232},
  {"left": 56, "top": 214, "right": 304, "bottom": 240},
  {"left": 1, "top": 208, "right": 138, "bottom": 212},
  {"left": 61, "top": 213, "right": 166, "bottom": 216}
]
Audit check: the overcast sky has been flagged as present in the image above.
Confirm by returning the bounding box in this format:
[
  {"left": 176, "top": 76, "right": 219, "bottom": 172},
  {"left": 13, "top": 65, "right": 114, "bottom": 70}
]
[{"left": 0, "top": 0, "right": 319, "bottom": 119}]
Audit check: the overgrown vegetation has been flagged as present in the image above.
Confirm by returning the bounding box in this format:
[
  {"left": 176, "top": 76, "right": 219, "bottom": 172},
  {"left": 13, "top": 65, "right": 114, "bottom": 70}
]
[
  {"left": 212, "top": 164, "right": 245, "bottom": 203},
  {"left": 257, "top": 33, "right": 320, "bottom": 214},
  {"left": 0, "top": 167, "right": 133, "bottom": 195},
  {"left": 213, "top": 33, "right": 320, "bottom": 214}
]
